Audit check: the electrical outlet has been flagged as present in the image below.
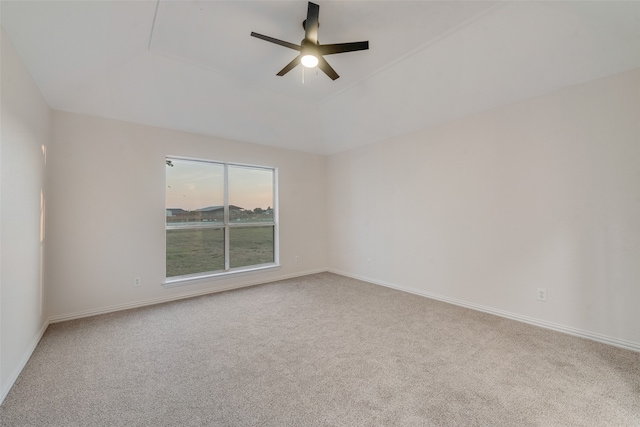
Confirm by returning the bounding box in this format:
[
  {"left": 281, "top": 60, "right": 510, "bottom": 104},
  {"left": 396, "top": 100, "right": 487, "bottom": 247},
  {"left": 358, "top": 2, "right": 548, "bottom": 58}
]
[
  {"left": 295, "top": 255, "right": 300, "bottom": 263},
  {"left": 537, "top": 288, "right": 547, "bottom": 301},
  {"left": 134, "top": 277, "right": 141, "bottom": 287},
  {"left": 366, "top": 258, "right": 372, "bottom": 267}
]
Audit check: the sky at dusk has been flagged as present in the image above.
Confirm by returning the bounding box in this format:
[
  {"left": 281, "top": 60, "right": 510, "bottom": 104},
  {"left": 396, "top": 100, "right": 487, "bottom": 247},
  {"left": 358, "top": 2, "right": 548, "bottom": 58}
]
[{"left": 166, "top": 159, "right": 273, "bottom": 211}]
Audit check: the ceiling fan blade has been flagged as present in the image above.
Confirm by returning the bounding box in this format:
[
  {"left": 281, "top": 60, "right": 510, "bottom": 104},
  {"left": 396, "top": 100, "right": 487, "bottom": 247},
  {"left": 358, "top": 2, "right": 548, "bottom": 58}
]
[
  {"left": 251, "top": 32, "right": 301, "bottom": 51},
  {"left": 305, "top": 2, "right": 320, "bottom": 44},
  {"left": 317, "top": 56, "right": 339, "bottom": 80},
  {"left": 277, "top": 55, "right": 302, "bottom": 76},
  {"left": 319, "top": 41, "right": 369, "bottom": 56}
]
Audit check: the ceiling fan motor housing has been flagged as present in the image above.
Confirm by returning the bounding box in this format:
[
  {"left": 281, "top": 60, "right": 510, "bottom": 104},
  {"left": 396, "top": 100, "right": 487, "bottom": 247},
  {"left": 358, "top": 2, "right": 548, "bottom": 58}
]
[{"left": 301, "top": 39, "right": 318, "bottom": 55}]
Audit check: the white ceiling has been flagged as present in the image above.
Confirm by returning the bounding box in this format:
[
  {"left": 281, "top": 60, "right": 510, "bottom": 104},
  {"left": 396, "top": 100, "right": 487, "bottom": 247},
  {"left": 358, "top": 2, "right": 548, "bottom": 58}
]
[{"left": 2, "top": 1, "right": 640, "bottom": 155}]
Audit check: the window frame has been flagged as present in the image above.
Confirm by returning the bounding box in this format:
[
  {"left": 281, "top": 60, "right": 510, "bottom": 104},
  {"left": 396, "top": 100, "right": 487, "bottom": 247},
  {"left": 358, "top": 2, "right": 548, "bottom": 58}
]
[{"left": 163, "top": 156, "right": 279, "bottom": 286}]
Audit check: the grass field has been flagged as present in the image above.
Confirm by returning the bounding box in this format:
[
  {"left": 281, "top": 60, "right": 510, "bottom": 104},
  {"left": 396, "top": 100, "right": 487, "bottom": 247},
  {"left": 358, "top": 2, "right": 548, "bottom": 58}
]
[{"left": 166, "top": 226, "right": 274, "bottom": 277}]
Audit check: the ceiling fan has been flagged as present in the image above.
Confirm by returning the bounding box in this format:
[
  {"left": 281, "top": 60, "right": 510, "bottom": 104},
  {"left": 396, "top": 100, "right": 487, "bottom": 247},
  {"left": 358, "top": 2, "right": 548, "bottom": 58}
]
[{"left": 250, "top": 1, "right": 369, "bottom": 80}]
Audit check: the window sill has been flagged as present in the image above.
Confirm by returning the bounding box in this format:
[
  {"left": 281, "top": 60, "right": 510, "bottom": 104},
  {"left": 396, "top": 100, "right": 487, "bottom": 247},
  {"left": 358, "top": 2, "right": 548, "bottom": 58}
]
[{"left": 162, "top": 264, "right": 281, "bottom": 288}]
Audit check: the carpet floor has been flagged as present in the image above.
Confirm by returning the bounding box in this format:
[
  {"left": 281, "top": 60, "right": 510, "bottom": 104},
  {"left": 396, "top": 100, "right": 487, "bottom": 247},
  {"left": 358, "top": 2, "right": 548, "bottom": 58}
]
[{"left": 1, "top": 272, "right": 639, "bottom": 426}]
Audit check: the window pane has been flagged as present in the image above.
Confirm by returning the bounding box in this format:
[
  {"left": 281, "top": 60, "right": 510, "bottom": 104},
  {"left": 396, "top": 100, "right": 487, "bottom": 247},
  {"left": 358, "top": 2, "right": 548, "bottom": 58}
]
[
  {"left": 229, "top": 226, "right": 274, "bottom": 268},
  {"left": 166, "top": 228, "right": 224, "bottom": 277},
  {"left": 229, "top": 166, "right": 274, "bottom": 223},
  {"left": 166, "top": 160, "right": 224, "bottom": 225}
]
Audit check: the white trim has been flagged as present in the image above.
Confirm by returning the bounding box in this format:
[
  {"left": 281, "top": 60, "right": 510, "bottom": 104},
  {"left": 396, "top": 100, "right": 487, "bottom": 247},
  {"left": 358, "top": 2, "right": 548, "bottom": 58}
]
[
  {"left": 166, "top": 223, "right": 225, "bottom": 230},
  {"left": 166, "top": 155, "right": 275, "bottom": 172},
  {"left": 273, "top": 168, "right": 279, "bottom": 266},
  {"left": 163, "top": 263, "right": 280, "bottom": 287},
  {"left": 223, "top": 162, "right": 230, "bottom": 271},
  {"left": 165, "top": 156, "right": 278, "bottom": 276},
  {"left": 328, "top": 269, "right": 640, "bottom": 353},
  {"left": 0, "top": 319, "right": 50, "bottom": 405},
  {"left": 4, "top": 268, "right": 638, "bottom": 405},
  {"left": 49, "top": 268, "right": 327, "bottom": 324}
]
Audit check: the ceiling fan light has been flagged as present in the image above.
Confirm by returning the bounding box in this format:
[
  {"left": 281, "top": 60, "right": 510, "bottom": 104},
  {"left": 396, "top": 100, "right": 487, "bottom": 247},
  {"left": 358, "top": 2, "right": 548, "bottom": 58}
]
[{"left": 301, "top": 54, "right": 318, "bottom": 68}]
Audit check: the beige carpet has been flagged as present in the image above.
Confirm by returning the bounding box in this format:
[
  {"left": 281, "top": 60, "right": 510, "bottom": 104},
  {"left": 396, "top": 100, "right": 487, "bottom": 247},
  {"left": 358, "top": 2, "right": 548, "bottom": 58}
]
[{"left": 1, "top": 272, "right": 639, "bottom": 426}]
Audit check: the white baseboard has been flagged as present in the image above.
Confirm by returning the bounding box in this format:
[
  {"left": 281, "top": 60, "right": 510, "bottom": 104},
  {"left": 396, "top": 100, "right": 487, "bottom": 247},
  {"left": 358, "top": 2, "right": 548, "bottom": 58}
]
[
  {"left": 49, "top": 268, "right": 328, "bottom": 324},
  {"left": 5, "top": 267, "right": 636, "bottom": 408},
  {"left": 328, "top": 269, "right": 640, "bottom": 353},
  {"left": 0, "top": 318, "right": 50, "bottom": 405},
  {"left": 1, "top": 268, "right": 326, "bottom": 406}
]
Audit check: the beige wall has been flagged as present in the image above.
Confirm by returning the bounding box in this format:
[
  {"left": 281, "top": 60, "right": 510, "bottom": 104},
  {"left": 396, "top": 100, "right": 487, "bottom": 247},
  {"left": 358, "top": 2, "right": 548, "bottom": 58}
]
[
  {"left": 47, "top": 111, "right": 327, "bottom": 319},
  {"left": 327, "top": 68, "right": 640, "bottom": 347},
  {"left": 0, "top": 29, "right": 51, "bottom": 400}
]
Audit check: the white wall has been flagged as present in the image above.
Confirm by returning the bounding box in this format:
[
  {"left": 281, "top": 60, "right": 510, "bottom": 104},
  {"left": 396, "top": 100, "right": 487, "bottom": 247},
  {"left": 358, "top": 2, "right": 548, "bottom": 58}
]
[
  {"left": 47, "top": 111, "right": 327, "bottom": 319},
  {"left": 327, "top": 68, "right": 640, "bottom": 349},
  {"left": 0, "top": 29, "right": 51, "bottom": 400}
]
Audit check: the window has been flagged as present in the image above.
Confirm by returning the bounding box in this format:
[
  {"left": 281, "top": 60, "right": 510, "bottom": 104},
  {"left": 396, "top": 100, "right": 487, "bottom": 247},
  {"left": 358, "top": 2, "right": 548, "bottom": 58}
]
[{"left": 165, "top": 157, "right": 278, "bottom": 281}]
